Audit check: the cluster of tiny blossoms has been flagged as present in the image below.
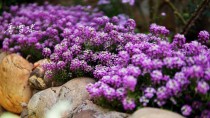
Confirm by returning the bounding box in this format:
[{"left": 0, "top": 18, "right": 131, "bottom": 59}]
[
  {"left": 87, "top": 25, "right": 210, "bottom": 117},
  {"left": 0, "top": 3, "right": 104, "bottom": 59},
  {"left": 42, "top": 14, "right": 136, "bottom": 81},
  {"left": 1, "top": 3, "right": 210, "bottom": 118}
]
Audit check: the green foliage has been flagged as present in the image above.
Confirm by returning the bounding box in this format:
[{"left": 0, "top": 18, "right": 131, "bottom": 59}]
[{"left": 20, "top": 46, "right": 43, "bottom": 63}]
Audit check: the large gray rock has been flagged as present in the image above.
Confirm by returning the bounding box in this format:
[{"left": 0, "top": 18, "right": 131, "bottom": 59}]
[
  {"left": 27, "top": 77, "right": 95, "bottom": 118},
  {"left": 28, "top": 87, "right": 60, "bottom": 118},
  {"left": 0, "top": 54, "right": 33, "bottom": 113},
  {"left": 72, "top": 100, "right": 130, "bottom": 118},
  {"left": 130, "top": 107, "right": 184, "bottom": 118}
]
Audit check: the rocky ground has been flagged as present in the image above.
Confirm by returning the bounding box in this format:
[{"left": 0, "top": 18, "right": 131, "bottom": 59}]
[{"left": 0, "top": 52, "right": 185, "bottom": 118}]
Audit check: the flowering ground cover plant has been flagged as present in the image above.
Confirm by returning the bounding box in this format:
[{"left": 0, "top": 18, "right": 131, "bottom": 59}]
[
  {"left": 0, "top": 3, "right": 210, "bottom": 118},
  {"left": 86, "top": 25, "right": 210, "bottom": 117},
  {"left": 0, "top": 3, "right": 104, "bottom": 61}
]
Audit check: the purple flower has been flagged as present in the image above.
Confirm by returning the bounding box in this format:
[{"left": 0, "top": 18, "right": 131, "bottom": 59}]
[
  {"left": 42, "top": 48, "right": 51, "bottom": 57},
  {"left": 122, "top": 0, "right": 135, "bottom": 6},
  {"left": 127, "top": 65, "right": 141, "bottom": 77},
  {"left": 44, "top": 70, "right": 53, "bottom": 79},
  {"left": 103, "top": 86, "right": 116, "bottom": 101},
  {"left": 204, "top": 67, "right": 210, "bottom": 81},
  {"left": 163, "top": 57, "right": 186, "bottom": 69},
  {"left": 182, "top": 65, "right": 204, "bottom": 79},
  {"left": 70, "top": 59, "right": 81, "bottom": 71},
  {"left": 123, "top": 76, "right": 137, "bottom": 91},
  {"left": 139, "top": 96, "right": 149, "bottom": 106},
  {"left": 116, "top": 88, "right": 126, "bottom": 99},
  {"left": 151, "top": 70, "right": 163, "bottom": 83},
  {"left": 144, "top": 87, "right": 156, "bottom": 99},
  {"left": 57, "top": 61, "right": 66, "bottom": 70},
  {"left": 125, "top": 19, "right": 136, "bottom": 30},
  {"left": 172, "top": 34, "right": 186, "bottom": 48},
  {"left": 97, "top": 0, "right": 110, "bottom": 5},
  {"left": 161, "top": 12, "right": 166, "bottom": 16},
  {"left": 50, "top": 53, "right": 60, "bottom": 62},
  {"left": 86, "top": 82, "right": 102, "bottom": 98},
  {"left": 149, "top": 23, "right": 169, "bottom": 36},
  {"left": 181, "top": 105, "right": 192, "bottom": 116},
  {"left": 166, "top": 79, "right": 180, "bottom": 94},
  {"left": 122, "top": 97, "right": 136, "bottom": 110},
  {"left": 154, "top": 99, "right": 166, "bottom": 107},
  {"left": 196, "top": 81, "right": 209, "bottom": 94},
  {"left": 198, "top": 30, "right": 209, "bottom": 44},
  {"left": 117, "top": 67, "right": 129, "bottom": 76},
  {"left": 174, "top": 72, "right": 189, "bottom": 86},
  {"left": 156, "top": 86, "right": 170, "bottom": 100}
]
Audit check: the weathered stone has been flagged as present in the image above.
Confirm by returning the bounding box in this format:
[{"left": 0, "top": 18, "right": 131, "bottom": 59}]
[
  {"left": 32, "top": 59, "right": 48, "bottom": 78},
  {"left": 57, "top": 77, "right": 95, "bottom": 117},
  {"left": 0, "top": 52, "right": 9, "bottom": 63},
  {"left": 130, "top": 107, "right": 184, "bottom": 118},
  {"left": 28, "top": 77, "right": 95, "bottom": 118},
  {"left": 20, "top": 103, "right": 28, "bottom": 118},
  {"left": 72, "top": 110, "right": 96, "bottom": 118},
  {"left": 20, "top": 108, "right": 28, "bottom": 118},
  {"left": 29, "top": 59, "right": 60, "bottom": 89},
  {"left": 27, "top": 87, "right": 60, "bottom": 118},
  {"left": 29, "top": 75, "right": 47, "bottom": 90},
  {"left": 72, "top": 100, "right": 129, "bottom": 118},
  {"left": 0, "top": 54, "right": 33, "bottom": 113}
]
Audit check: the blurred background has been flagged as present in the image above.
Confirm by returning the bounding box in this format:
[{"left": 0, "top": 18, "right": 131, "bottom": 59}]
[{"left": 0, "top": 0, "right": 210, "bottom": 40}]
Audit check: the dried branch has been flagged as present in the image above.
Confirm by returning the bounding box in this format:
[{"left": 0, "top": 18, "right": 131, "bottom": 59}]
[
  {"left": 182, "top": 0, "right": 210, "bottom": 35},
  {"left": 165, "top": 0, "right": 187, "bottom": 25}
]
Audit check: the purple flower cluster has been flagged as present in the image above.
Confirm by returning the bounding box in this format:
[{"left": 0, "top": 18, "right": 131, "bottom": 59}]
[
  {"left": 86, "top": 24, "right": 210, "bottom": 116},
  {"left": 18, "top": 4, "right": 136, "bottom": 81},
  {"left": 1, "top": 3, "right": 210, "bottom": 117},
  {"left": 0, "top": 3, "right": 104, "bottom": 58}
]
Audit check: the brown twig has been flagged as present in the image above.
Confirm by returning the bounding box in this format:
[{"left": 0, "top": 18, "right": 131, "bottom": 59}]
[
  {"left": 182, "top": 0, "right": 210, "bottom": 35},
  {"left": 26, "top": 55, "right": 31, "bottom": 60},
  {"left": 164, "top": 0, "right": 186, "bottom": 25}
]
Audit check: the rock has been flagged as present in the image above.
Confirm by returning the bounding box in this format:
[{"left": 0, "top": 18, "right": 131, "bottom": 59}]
[
  {"left": 29, "top": 75, "right": 47, "bottom": 90},
  {"left": 0, "top": 52, "right": 9, "bottom": 63},
  {"left": 72, "top": 110, "right": 96, "bottom": 118},
  {"left": 20, "top": 103, "right": 28, "bottom": 118},
  {"left": 32, "top": 59, "right": 48, "bottom": 78},
  {"left": 20, "top": 108, "right": 28, "bottom": 118},
  {"left": 57, "top": 77, "right": 95, "bottom": 117},
  {"left": 72, "top": 100, "right": 129, "bottom": 118},
  {"left": 29, "top": 59, "right": 61, "bottom": 89},
  {"left": 27, "top": 77, "right": 95, "bottom": 118},
  {"left": 27, "top": 87, "right": 60, "bottom": 118},
  {"left": 130, "top": 107, "right": 184, "bottom": 118},
  {"left": 98, "top": 111, "right": 130, "bottom": 118},
  {"left": 0, "top": 54, "right": 33, "bottom": 113}
]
